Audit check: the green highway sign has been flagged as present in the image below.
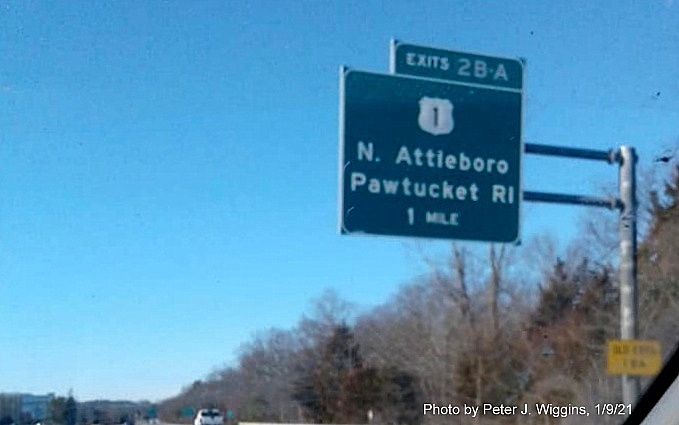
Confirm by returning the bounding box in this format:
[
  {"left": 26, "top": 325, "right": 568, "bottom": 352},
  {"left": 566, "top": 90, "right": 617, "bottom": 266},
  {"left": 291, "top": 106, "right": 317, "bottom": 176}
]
[
  {"left": 390, "top": 40, "right": 524, "bottom": 90},
  {"left": 339, "top": 68, "right": 522, "bottom": 242}
]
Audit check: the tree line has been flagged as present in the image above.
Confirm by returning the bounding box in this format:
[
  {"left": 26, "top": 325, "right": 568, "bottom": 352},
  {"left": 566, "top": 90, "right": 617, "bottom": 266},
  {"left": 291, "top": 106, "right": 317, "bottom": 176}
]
[
  {"left": 160, "top": 165, "right": 679, "bottom": 425},
  {"left": 0, "top": 394, "right": 154, "bottom": 425}
]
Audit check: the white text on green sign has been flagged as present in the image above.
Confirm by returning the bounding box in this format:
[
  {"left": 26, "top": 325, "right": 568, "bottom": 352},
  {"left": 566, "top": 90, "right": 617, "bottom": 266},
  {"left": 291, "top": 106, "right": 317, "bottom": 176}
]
[
  {"left": 391, "top": 40, "right": 524, "bottom": 90},
  {"left": 339, "top": 69, "right": 522, "bottom": 242}
]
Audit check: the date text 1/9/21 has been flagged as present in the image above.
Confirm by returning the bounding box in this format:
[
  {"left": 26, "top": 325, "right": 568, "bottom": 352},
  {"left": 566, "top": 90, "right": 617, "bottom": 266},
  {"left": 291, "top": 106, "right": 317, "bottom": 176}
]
[{"left": 595, "top": 404, "right": 632, "bottom": 415}]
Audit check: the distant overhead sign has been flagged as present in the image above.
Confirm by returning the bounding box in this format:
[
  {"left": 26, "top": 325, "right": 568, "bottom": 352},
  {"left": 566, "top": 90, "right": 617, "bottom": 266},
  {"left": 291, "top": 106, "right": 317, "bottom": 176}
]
[
  {"left": 339, "top": 67, "right": 522, "bottom": 242},
  {"left": 607, "top": 339, "right": 662, "bottom": 376},
  {"left": 390, "top": 40, "right": 524, "bottom": 90}
]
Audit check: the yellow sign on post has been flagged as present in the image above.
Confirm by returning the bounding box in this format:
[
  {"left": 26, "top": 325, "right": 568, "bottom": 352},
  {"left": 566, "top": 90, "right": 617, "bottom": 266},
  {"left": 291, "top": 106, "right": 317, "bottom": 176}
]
[{"left": 606, "top": 339, "right": 662, "bottom": 376}]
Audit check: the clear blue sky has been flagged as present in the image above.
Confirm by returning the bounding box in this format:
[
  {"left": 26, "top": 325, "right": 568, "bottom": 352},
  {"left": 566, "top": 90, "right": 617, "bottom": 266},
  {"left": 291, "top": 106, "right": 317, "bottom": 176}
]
[{"left": 1, "top": 0, "right": 677, "bottom": 402}]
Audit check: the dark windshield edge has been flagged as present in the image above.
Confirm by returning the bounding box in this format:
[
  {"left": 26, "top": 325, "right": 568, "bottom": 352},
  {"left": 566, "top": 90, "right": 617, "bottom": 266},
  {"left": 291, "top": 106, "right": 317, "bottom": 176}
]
[{"left": 623, "top": 340, "right": 679, "bottom": 424}]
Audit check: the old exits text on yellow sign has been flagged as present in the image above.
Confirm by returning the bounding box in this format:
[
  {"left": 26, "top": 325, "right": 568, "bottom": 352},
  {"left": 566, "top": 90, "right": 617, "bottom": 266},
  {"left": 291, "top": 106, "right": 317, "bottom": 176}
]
[{"left": 606, "top": 339, "right": 661, "bottom": 376}]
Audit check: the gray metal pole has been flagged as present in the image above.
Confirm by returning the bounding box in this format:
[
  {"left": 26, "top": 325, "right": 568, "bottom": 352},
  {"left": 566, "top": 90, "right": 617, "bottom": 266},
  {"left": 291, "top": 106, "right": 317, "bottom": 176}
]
[{"left": 619, "top": 146, "right": 640, "bottom": 406}]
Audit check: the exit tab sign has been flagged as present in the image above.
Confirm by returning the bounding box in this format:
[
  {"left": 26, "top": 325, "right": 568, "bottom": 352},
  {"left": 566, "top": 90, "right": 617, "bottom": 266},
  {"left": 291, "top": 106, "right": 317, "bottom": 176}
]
[
  {"left": 390, "top": 40, "right": 524, "bottom": 90},
  {"left": 606, "top": 339, "right": 662, "bottom": 376}
]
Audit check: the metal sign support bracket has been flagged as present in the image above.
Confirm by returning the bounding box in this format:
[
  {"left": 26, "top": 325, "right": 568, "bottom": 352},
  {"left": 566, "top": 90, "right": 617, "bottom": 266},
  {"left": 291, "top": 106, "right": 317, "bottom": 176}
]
[{"left": 523, "top": 142, "right": 639, "bottom": 406}]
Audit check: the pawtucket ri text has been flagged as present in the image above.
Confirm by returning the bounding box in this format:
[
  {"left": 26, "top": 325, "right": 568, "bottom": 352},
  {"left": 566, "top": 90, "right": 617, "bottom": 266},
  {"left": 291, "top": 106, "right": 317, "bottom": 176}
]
[{"left": 349, "top": 142, "right": 516, "bottom": 205}]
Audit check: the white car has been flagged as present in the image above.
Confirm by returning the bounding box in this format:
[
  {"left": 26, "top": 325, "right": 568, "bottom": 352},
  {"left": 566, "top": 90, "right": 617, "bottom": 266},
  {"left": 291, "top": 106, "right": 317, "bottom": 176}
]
[{"left": 193, "top": 409, "right": 224, "bottom": 425}]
